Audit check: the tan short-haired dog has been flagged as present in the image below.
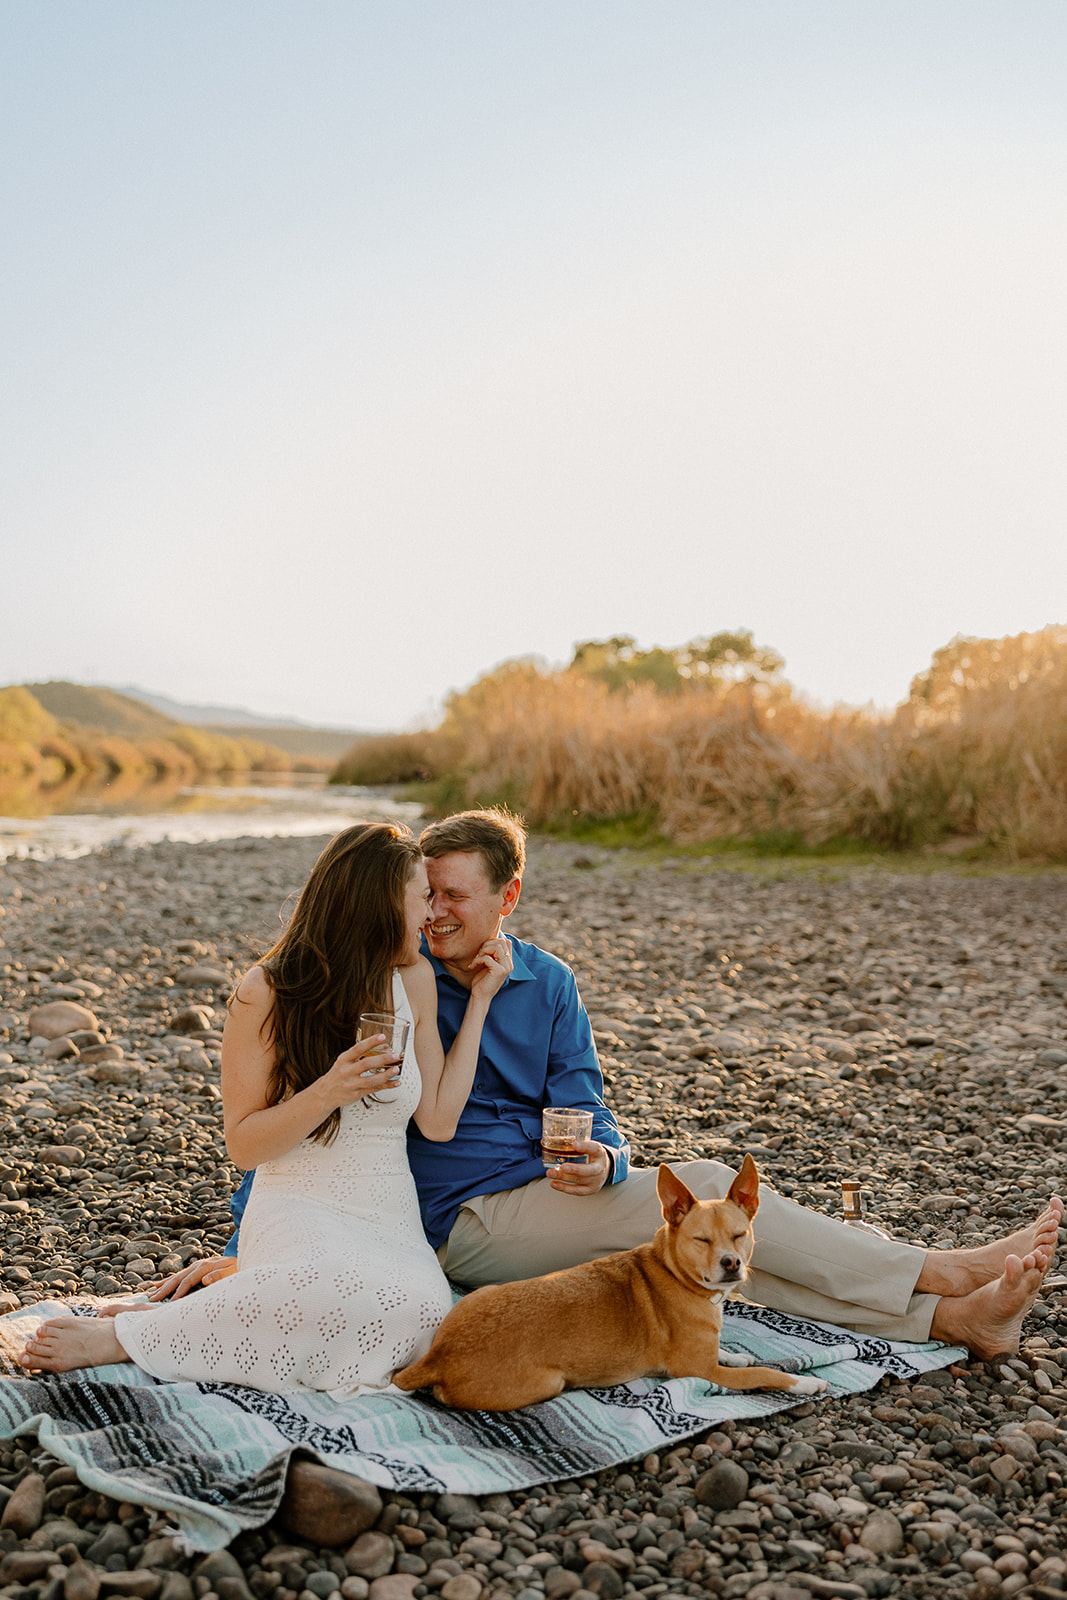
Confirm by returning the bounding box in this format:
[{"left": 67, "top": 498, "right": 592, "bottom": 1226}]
[{"left": 393, "top": 1155, "right": 829, "bottom": 1410}]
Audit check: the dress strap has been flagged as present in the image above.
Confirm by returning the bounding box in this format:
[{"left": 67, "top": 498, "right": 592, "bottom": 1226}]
[{"left": 392, "top": 968, "right": 414, "bottom": 1023}]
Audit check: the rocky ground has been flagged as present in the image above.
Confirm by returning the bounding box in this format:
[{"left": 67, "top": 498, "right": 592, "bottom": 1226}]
[{"left": 0, "top": 833, "right": 1065, "bottom": 1600}]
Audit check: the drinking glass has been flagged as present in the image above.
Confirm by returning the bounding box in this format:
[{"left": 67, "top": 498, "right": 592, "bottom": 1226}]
[
  {"left": 541, "top": 1107, "right": 593, "bottom": 1167},
  {"left": 357, "top": 1013, "right": 410, "bottom": 1077}
]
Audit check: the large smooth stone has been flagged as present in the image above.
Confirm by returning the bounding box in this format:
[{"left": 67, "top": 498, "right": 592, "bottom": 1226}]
[{"left": 27, "top": 1001, "right": 99, "bottom": 1039}]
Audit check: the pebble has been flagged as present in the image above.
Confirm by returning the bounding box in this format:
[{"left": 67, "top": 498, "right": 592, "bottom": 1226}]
[
  {"left": 25, "top": 1002, "right": 100, "bottom": 1040},
  {"left": 694, "top": 1459, "right": 749, "bottom": 1508},
  {"left": 0, "top": 835, "right": 1066, "bottom": 1595},
  {"left": 858, "top": 1509, "right": 903, "bottom": 1553},
  {"left": 2, "top": 1472, "right": 46, "bottom": 1535}
]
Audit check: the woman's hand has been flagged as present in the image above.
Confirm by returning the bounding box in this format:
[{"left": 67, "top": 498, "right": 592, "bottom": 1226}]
[
  {"left": 147, "top": 1257, "right": 240, "bottom": 1300},
  {"left": 466, "top": 936, "right": 513, "bottom": 1005},
  {"left": 93, "top": 1257, "right": 239, "bottom": 1309},
  {"left": 316, "top": 1034, "right": 403, "bottom": 1111}
]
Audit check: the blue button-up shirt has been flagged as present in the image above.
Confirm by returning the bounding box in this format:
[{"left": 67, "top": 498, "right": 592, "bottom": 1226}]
[
  {"left": 224, "top": 935, "right": 629, "bottom": 1253},
  {"left": 409, "top": 937, "right": 630, "bottom": 1247}
]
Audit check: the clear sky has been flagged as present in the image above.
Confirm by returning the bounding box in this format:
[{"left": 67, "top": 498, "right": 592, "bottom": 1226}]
[{"left": 3, "top": 2, "right": 1065, "bottom": 730}]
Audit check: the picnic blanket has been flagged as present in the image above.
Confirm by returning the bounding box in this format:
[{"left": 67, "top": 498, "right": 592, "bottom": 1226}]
[{"left": 0, "top": 1297, "right": 964, "bottom": 1553}]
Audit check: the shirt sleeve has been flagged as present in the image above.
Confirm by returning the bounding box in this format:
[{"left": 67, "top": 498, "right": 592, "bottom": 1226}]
[
  {"left": 222, "top": 1167, "right": 254, "bottom": 1257},
  {"left": 545, "top": 971, "right": 631, "bottom": 1185}
]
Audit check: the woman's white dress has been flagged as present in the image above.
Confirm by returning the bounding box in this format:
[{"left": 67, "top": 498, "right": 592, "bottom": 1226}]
[{"left": 114, "top": 973, "right": 452, "bottom": 1397}]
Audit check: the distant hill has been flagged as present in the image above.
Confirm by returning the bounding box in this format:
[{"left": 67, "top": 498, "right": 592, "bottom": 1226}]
[
  {"left": 24, "top": 682, "right": 179, "bottom": 739},
  {"left": 208, "top": 725, "right": 366, "bottom": 760},
  {"left": 19, "top": 682, "right": 374, "bottom": 766},
  {"left": 110, "top": 685, "right": 314, "bottom": 728},
  {"left": 106, "top": 685, "right": 371, "bottom": 758}
]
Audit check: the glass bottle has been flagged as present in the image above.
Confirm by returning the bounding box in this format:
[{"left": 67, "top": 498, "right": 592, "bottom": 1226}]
[{"left": 841, "top": 1180, "right": 891, "bottom": 1237}]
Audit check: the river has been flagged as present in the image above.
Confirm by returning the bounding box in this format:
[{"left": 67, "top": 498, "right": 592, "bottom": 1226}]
[{"left": 0, "top": 775, "right": 423, "bottom": 862}]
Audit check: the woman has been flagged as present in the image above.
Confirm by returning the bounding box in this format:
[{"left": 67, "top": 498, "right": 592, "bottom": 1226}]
[{"left": 19, "top": 822, "right": 511, "bottom": 1396}]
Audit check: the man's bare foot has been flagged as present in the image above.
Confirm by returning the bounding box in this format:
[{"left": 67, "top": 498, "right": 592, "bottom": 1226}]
[
  {"left": 930, "top": 1251, "right": 1046, "bottom": 1359},
  {"left": 916, "top": 1196, "right": 1063, "bottom": 1297},
  {"left": 18, "top": 1316, "right": 131, "bottom": 1374}
]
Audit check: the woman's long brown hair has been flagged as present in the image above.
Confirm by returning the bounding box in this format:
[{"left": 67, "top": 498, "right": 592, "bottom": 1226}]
[{"left": 249, "top": 822, "right": 423, "bottom": 1144}]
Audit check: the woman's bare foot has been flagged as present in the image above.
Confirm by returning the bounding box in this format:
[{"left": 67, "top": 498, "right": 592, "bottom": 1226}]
[
  {"left": 18, "top": 1316, "right": 131, "bottom": 1374},
  {"left": 916, "top": 1196, "right": 1063, "bottom": 1297},
  {"left": 930, "top": 1251, "right": 1047, "bottom": 1359}
]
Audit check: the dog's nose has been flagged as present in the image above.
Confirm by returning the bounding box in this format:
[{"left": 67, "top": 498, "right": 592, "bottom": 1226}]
[{"left": 720, "top": 1254, "right": 741, "bottom": 1278}]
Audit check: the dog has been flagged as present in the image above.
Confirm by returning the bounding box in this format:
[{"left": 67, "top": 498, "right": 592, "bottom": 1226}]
[{"left": 393, "top": 1154, "right": 829, "bottom": 1410}]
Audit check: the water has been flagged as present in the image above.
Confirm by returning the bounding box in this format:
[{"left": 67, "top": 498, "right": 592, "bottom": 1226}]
[{"left": 0, "top": 776, "right": 423, "bottom": 862}]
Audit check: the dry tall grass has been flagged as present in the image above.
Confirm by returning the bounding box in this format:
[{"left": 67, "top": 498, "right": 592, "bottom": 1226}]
[{"left": 333, "top": 627, "right": 1067, "bottom": 862}]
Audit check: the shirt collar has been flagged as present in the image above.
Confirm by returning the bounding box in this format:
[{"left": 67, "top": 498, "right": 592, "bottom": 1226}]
[{"left": 422, "top": 936, "right": 536, "bottom": 986}]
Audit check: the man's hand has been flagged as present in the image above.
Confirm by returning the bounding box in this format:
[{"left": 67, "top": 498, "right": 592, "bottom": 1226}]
[{"left": 546, "top": 1139, "right": 611, "bottom": 1196}]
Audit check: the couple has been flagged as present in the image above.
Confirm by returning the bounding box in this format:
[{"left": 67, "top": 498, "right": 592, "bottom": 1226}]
[{"left": 22, "top": 808, "right": 1064, "bottom": 1392}]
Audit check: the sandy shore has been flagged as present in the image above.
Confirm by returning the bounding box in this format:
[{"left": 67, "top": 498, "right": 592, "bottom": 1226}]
[{"left": 0, "top": 833, "right": 1065, "bottom": 1596}]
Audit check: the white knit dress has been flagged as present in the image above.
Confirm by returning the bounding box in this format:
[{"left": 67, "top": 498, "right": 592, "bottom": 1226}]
[{"left": 114, "top": 974, "right": 451, "bottom": 1396}]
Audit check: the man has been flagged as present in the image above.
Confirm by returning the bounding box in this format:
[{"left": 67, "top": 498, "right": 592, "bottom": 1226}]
[{"left": 183, "top": 807, "right": 1060, "bottom": 1363}]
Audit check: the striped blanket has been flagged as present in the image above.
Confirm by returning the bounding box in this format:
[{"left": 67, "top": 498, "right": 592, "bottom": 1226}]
[{"left": 0, "top": 1298, "right": 963, "bottom": 1553}]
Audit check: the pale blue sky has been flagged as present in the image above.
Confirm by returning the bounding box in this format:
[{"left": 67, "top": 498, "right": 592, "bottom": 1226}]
[{"left": 3, "top": 2, "right": 1065, "bottom": 728}]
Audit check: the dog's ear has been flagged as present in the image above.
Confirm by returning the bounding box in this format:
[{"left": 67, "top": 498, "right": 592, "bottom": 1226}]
[
  {"left": 727, "top": 1153, "right": 760, "bottom": 1220},
  {"left": 657, "top": 1163, "right": 697, "bottom": 1228}
]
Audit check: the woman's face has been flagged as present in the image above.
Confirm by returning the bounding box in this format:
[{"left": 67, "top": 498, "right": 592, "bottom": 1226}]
[{"left": 400, "top": 861, "right": 433, "bottom": 964}]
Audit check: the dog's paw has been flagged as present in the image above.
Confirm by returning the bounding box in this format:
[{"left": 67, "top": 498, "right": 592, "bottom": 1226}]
[
  {"left": 716, "top": 1350, "right": 755, "bottom": 1368},
  {"left": 789, "top": 1374, "right": 829, "bottom": 1395}
]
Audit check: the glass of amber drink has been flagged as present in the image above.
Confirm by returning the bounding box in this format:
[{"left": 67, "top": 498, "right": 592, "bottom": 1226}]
[
  {"left": 542, "top": 1107, "right": 593, "bottom": 1167},
  {"left": 358, "top": 1013, "right": 410, "bottom": 1077}
]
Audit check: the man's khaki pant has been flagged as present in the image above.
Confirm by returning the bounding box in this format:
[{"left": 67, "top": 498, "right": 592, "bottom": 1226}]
[{"left": 439, "top": 1160, "right": 938, "bottom": 1344}]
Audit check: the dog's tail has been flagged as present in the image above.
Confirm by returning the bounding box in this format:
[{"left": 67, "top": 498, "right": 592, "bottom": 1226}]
[{"left": 391, "top": 1355, "right": 435, "bottom": 1392}]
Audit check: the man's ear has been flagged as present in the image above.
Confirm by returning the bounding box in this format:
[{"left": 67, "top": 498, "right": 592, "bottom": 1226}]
[{"left": 499, "top": 876, "right": 522, "bottom": 918}]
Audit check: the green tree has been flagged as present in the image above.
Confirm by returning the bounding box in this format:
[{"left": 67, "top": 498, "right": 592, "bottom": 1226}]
[{"left": 569, "top": 630, "right": 784, "bottom": 693}]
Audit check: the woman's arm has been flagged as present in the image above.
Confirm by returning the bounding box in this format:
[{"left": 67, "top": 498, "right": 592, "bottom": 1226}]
[
  {"left": 402, "top": 941, "right": 512, "bottom": 1142},
  {"left": 222, "top": 967, "right": 404, "bottom": 1168}
]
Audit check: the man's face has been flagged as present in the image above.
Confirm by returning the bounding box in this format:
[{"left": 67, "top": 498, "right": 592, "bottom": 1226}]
[{"left": 424, "top": 850, "right": 519, "bottom": 978}]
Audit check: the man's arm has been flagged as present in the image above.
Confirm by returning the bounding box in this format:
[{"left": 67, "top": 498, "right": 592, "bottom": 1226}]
[{"left": 542, "top": 971, "right": 630, "bottom": 1194}]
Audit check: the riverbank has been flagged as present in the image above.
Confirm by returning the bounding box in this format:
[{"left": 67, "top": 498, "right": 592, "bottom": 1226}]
[{"left": 0, "top": 833, "right": 1065, "bottom": 1595}]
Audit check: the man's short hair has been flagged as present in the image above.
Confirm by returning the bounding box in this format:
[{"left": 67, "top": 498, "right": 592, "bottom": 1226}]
[{"left": 419, "top": 807, "right": 527, "bottom": 889}]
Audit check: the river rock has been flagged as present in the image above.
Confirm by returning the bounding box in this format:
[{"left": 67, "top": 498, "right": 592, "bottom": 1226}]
[
  {"left": 36, "top": 1145, "right": 85, "bottom": 1165},
  {"left": 344, "top": 1535, "right": 395, "bottom": 1580},
  {"left": 694, "top": 1459, "right": 749, "bottom": 1509},
  {"left": 438, "top": 1580, "right": 483, "bottom": 1600},
  {"left": 43, "top": 1037, "right": 79, "bottom": 1060},
  {"left": 63, "top": 1560, "right": 102, "bottom": 1600},
  {"left": 367, "top": 1580, "right": 420, "bottom": 1600},
  {"left": 26, "top": 1001, "right": 100, "bottom": 1039},
  {"left": 167, "top": 1007, "right": 215, "bottom": 1034},
  {"left": 87, "top": 1060, "right": 143, "bottom": 1086},
  {"left": 858, "top": 1511, "right": 904, "bottom": 1554},
  {"left": 176, "top": 966, "right": 228, "bottom": 988},
  {"left": 80, "top": 1043, "right": 124, "bottom": 1063},
  {"left": 1, "top": 1473, "right": 46, "bottom": 1536}
]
